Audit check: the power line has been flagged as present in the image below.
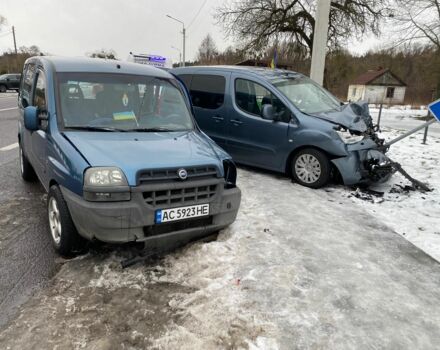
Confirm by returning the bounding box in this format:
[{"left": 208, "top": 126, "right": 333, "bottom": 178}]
[{"left": 187, "top": 0, "right": 209, "bottom": 29}]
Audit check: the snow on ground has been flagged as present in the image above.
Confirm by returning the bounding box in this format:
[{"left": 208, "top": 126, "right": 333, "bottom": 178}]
[
  {"left": 0, "top": 116, "right": 440, "bottom": 349},
  {"left": 334, "top": 126, "right": 440, "bottom": 262}
]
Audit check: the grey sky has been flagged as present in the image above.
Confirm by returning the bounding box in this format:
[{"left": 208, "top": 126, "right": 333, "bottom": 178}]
[{"left": 0, "top": 0, "right": 231, "bottom": 63}]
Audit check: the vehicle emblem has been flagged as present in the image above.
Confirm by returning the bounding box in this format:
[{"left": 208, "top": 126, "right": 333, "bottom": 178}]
[{"left": 177, "top": 168, "right": 188, "bottom": 180}]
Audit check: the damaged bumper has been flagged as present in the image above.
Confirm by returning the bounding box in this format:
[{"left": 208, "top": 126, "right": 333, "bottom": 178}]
[{"left": 331, "top": 140, "right": 393, "bottom": 186}]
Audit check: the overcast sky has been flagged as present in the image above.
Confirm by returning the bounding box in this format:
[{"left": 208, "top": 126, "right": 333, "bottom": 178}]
[
  {"left": 0, "top": 0, "right": 379, "bottom": 64},
  {"left": 0, "top": 0, "right": 233, "bottom": 63}
]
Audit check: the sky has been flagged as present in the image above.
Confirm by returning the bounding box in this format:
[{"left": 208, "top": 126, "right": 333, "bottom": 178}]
[
  {"left": 0, "top": 0, "right": 379, "bottom": 64},
  {"left": 0, "top": 0, "right": 233, "bottom": 64}
]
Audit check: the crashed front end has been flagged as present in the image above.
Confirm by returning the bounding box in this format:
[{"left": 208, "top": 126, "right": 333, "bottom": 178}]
[{"left": 319, "top": 102, "right": 394, "bottom": 185}]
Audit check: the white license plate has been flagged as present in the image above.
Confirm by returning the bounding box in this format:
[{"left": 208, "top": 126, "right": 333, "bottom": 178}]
[{"left": 155, "top": 204, "right": 210, "bottom": 224}]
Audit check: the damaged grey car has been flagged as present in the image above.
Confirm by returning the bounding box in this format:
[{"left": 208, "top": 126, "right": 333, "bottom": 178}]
[{"left": 172, "top": 66, "right": 392, "bottom": 188}]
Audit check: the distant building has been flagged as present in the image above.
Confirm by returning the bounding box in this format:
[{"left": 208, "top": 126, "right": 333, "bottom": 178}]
[{"left": 347, "top": 68, "right": 407, "bottom": 104}]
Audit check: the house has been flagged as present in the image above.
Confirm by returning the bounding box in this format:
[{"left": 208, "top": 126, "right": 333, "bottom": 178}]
[{"left": 347, "top": 68, "right": 407, "bottom": 104}]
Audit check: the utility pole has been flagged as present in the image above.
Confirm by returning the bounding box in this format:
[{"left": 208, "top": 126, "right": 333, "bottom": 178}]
[
  {"left": 12, "top": 26, "right": 17, "bottom": 55},
  {"left": 12, "top": 26, "right": 18, "bottom": 71},
  {"left": 309, "top": 0, "right": 331, "bottom": 86},
  {"left": 166, "top": 15, "right": 186, "bottom": 67},
  {"left": 171, "top": 46, "right": 182, "bottom": 67}
]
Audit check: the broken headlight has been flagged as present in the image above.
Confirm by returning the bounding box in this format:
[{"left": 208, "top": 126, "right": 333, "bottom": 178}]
[{"left": 336, "top": 129, "right": 364, "bottom": 144}]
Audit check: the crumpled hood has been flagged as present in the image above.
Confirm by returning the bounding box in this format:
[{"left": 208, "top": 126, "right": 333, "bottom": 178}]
[
  {"left": 314, "top": 101, "right": 373, "bottom": 133},
  {"left": 63, "top": 130, "right": 224, "bottom": 186}
]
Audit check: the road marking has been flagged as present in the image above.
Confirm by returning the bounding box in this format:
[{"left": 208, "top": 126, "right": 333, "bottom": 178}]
[
  {"left": 0, "top": 107, "right": 18, "bottom": 112},
  {"left": 0, "top": 142, "right": 18, "bottom": 151}
]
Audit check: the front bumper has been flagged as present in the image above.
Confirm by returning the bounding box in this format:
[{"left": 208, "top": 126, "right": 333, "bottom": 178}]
[
  {"left": 61, "top": 179, "right": 241, "bottom": 244},
  {"left": 331, "top": 148, "right": 393, "bottom": 186}
]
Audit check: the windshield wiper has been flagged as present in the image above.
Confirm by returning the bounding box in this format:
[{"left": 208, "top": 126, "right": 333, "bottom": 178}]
[
  {"left": 64, "top": 126, "right": 126, "bottom": 132},
  {"left": 124, "top": 127, "right": 175, "bottom": 132}
]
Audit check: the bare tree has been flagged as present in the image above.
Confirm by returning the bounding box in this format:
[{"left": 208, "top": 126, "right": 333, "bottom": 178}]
[
  {"left": 87, "top": 49, "right": 118, "bottom": 60},
  {"left": 394, "top": 0, "right": 440, "bottom": 50},
  {"left": 197, "top": 34, "right": 218, "bottom": 64},
  {"left": 393, "top": 0, "right": 440, "bottom": 97},
  {"left": 217, "top": 0, "right": 393, "bottom": 55}
]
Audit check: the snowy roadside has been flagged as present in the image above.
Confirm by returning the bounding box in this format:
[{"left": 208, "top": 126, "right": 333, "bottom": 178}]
[
  {"left": 334, "top": 127, "right": 440, "bottom": 262},
  {"left": 0, "top": 125, "right": 439, "bottom": 349}
]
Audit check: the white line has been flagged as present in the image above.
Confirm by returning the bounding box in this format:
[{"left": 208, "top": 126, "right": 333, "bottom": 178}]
[
  {"left": 0, "top": 142, "right": 18, "bottom": 151},
  {"left": 0, "top": 107, "right": 18, "bottom": 112}
]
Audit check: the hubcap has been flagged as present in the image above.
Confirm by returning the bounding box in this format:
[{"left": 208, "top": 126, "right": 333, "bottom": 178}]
[
  {"left": 295, "top": 154, "right": 322, "bottom": 184},
  {"left": 48, "top": 197, "right": 62, "bottom": 245}
]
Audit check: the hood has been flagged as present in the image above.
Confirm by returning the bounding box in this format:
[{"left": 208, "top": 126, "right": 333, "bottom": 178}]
[
  {"left": 63, "top": 130, "right": 223, "bottom": 186},
  {"left": 314, "top": 101, "right": 373, "bottom": 133}
]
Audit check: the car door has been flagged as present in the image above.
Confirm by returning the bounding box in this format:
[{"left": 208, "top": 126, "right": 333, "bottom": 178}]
[
  {"left": 185, "top": 72, "right": 230, "bottom": 148},
  {"left": 29, "top": 69, "right": 49, "bottom": 184},
  {"left": 19, "top": 63, "right": 36, "bottom": 161},
  {"left": 226, "top": 74, "right": 291, "bottom": 170}
]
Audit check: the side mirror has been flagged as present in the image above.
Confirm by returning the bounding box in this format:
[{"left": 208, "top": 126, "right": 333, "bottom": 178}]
[
  {"left": 261, "top": 104, "right": 275, "bottom": 120},
  {"left": 23, "top": 106, "right": 39, "bottom": 131}
]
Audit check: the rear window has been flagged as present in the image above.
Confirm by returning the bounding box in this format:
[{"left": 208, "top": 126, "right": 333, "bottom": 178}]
[{"left": 189, "top": 74, "right": 225, "bottom": 110}]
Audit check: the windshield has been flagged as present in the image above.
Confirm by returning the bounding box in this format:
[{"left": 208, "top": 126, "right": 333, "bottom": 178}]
[
  {"left": 57, "top": 73, "right": 194, "bottom": 132},
  {"left": 271, "top": 76, "right": 340, "bottom": 114}
]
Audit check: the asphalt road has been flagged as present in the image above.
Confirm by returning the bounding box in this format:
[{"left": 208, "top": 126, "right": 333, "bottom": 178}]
[{"left": 0, "top": 93, "right": 58, "bottom": 328}]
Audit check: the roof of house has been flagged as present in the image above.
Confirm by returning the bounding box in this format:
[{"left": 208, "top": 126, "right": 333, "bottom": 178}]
[{"left": 352, "top": 68, "right": 406, "bottom": 86}]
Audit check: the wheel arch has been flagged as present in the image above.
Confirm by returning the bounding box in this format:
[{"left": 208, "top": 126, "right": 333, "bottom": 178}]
[{"left": 285, "top": 145, "right": 342, "bottom": 180}]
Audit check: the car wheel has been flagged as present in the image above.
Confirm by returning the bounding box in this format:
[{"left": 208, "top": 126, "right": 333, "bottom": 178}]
[
  {"left": 291, "top": 148, "right": 330, "bottom": 189},
  {"left": 47, "top": 185, "right": 86, "bottom": 256},
  {"left": 0, "top": 85, "right": 6, "bottom": 93},
  {"left": 19, "top": 143, "right": 37, "bottom": 182}
]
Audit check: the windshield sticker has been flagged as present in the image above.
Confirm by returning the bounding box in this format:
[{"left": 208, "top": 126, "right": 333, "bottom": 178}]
[
  {"left": 113, "top": 111, "right": 136, "bottom": 121},
  {"left": 122, "top": 93, "right": 129, "bottom": 107}
]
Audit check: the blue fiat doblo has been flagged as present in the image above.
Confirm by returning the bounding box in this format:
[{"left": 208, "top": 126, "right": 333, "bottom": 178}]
[{"left": 18, "top": 57, "right": 241, "bottom": 255}]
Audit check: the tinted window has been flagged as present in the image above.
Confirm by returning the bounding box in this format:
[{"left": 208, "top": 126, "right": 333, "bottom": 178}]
[
  {"left": 235, "top": 79, "right": 290, "bottom": 122},
  {"left": 190, "top": 74, "right": 225, "bottom": 110},
  {"left": 33, "top": 72, "right": 46, "bottom": 109},
  {"left": 178, "top": 74, "right": 192, "bottom": 90}
]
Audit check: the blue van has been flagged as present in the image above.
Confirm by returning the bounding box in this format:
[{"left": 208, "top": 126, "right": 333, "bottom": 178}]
[
  {"left": 172, "top": 66, "right": 392, "bottom": 188},
  {"left": 18, "top": 57, "right": 241, "bottom": 255}
]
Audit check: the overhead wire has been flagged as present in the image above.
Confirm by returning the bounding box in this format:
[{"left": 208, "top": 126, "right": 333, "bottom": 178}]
[{"left": 187, "top": 0, "right": 209, "bottom": 29}]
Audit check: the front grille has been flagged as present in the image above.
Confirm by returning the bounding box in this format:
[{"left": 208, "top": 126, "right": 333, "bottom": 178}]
[
  {"left": 143, "top": 184, "right": 217, "bottom": 207},
  {"left": 138, "top": 165, "right": 218, "bottom": 184},
  {"left": 144, "top": 216, "right": 213, "bottom": 237}
]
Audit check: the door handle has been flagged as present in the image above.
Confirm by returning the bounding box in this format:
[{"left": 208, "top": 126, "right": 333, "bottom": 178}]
[
  {"left": 230, "top": 119, "right": 243, "bottom": 126},
  {"left": 212, "top": 115, "right": 224, "bottom": 122}
]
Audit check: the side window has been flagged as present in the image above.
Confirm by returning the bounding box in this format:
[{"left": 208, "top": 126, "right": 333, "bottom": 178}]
[
  {"left": 235, "top": 79, "right": 290, "bottom": 122},
  {"left": 189, "top": 74, "right": 225, "bottom": 110},
  {"left": 33, "top": 72, "right": 46, "bottom": 110},
  {"left": 178, "top": 74, "right": 192, "bottom": 90},
  {"left": 21, "top": 64, "right": 36, "bottom": 107}
]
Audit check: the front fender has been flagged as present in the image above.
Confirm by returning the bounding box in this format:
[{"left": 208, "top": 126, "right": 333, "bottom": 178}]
[{"left": 289, "top": 128, "right": 349, "bottom": 158}]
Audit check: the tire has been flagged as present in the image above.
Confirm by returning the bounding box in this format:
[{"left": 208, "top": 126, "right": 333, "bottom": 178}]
[
  {"left": 47, "top": 185, "right": 86, "bottom": 256},
  {"left": 291, "top": 148, "right": 331, "bottom": 189},
  {"left": 0, "top": 85, "right": 6, "bottom": 93},
  {"left": 19, "top": 143, "right": 37, "bottom": 182}
]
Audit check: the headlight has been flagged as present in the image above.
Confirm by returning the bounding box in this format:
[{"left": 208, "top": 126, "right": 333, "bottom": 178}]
[
  {"left": 336, "top": 130, "right": 364, "bottom": 144},
  {"left": 84, "top": 167, "right": 128, "bottom": 186},
  {"left": 83, "top": 167, "right": 130, "bottom": 202}
]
